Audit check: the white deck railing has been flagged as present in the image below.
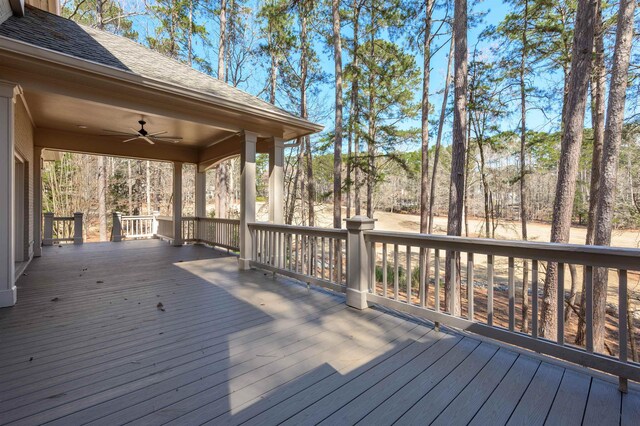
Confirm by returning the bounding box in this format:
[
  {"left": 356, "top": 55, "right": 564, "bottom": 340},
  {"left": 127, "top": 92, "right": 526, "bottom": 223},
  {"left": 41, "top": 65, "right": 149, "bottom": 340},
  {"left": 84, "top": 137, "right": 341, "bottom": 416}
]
[
  {"left": 153, "top": 216, "right": 240, "bottom": 251},
  {"left": 247, "top": 218, "right": 640, "bottom": 387},
  {"left": 183, "top": 217, "right": 240, "bottom": 251},
  {"left": 43, "top": 212, "right": 83, "bottom": 245},
  {"left": 363, "top": 229, "right": 640, "bottom": 387},
  {"left": 155, "top": 216, "right": 174, "bottom": 240},
  {"left": 248, "top": 223, "right": 348, "bottom": 294},
  {"left": 121, "top": 215, "right": 156, "bottom": 239}
]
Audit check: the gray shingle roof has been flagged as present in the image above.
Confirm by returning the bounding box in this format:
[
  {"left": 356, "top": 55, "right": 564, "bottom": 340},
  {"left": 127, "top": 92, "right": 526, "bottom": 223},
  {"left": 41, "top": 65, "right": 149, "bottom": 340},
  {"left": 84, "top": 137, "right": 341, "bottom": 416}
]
[{"left": 0, "top": 6, "right": 301, "bottom": 121}]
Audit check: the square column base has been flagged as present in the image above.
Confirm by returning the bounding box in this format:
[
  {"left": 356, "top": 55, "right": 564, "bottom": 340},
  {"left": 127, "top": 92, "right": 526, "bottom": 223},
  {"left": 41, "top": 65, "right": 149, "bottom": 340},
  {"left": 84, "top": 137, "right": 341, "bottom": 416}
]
[
  {"left": 0, "top": 286, "right": 17, "bottom": 308},
  {"left": 238, "top": 258, "right": 252, "bottom": 270},
  {"left": 346, "top": 288, "right": 369, "bottom": 310}
]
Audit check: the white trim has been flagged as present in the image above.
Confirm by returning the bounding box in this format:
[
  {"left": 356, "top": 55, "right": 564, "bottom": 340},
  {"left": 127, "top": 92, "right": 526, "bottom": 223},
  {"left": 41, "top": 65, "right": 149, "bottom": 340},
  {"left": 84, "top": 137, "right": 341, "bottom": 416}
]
[{"left": 0, "top": 81, "right": 18, "bottom": 307}]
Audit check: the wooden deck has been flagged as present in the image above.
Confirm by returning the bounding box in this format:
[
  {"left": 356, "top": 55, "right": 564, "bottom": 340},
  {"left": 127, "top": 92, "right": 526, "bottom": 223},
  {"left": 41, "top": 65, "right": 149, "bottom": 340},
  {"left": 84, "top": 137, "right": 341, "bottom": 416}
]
[{"left": 0, "top": 240, "right": 637, "bottom": 425}]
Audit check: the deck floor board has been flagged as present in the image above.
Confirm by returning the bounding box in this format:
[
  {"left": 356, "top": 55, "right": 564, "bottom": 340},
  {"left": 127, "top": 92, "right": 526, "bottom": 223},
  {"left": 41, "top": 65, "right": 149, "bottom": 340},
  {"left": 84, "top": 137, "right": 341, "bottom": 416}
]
[{"left": 0, "top": 240, "right": 635, "bottom": 426}]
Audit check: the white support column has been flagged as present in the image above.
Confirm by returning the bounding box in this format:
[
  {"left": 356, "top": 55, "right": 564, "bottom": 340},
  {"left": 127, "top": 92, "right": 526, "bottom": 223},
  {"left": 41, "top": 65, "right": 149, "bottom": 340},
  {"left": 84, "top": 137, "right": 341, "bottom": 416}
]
[
  {"left": 33, "top": 146, "right": 43, "bottom": 257},
  {"left": 194, "top": 170, "right": 206, "bottom": 242},
  {"left": 73, "top": 212, "right": 84, "bottom": 244},
  {"left": 172, "top": 161, "right": 183, "bottom": 246},
  {"left": 268, "top": 137, "right": 285, "bottom": 224},
  {"left": 0, "top": 82, "right": 18, "bottom": 308},
  {"left": 112, "top": 212, "right": 123, "bottom": 242},
  {"left": 195, "top": 170, "right": 207, "bottom": 218},
  {"left": 43, "top": 212, "right": 54, "bottom": 246},
  {"left": 239, "top": 131, "right": 257, "bottom": 270}
]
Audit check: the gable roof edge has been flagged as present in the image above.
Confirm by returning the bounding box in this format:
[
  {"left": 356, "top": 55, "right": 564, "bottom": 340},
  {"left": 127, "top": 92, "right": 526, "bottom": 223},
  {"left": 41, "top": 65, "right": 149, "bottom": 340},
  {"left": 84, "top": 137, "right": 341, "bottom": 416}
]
[{"left": 0, "top": 35, "right": 324, "bottom": 136}]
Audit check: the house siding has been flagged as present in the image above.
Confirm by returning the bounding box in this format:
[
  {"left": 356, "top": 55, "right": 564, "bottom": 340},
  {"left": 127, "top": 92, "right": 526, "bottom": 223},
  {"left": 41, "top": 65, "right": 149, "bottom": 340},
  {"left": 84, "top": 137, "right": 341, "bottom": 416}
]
[{"left": 14, "top": 98, "right": 34, "bottom": 259}]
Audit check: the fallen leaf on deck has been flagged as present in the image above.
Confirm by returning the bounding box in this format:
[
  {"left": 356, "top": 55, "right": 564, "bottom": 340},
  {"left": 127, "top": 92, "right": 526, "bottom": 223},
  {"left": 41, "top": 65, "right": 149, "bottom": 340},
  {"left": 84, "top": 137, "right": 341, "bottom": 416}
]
[
  {"left": 50, "top": 297, "right": 59, "bottom": 302},
  {"left": 157, "top": 302, "right": 165, "bottom": 312}
]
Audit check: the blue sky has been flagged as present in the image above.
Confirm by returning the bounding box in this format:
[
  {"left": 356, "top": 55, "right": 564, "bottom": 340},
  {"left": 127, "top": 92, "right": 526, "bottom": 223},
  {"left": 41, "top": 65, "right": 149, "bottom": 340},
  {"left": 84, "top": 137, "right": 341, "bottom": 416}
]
[{"left": 134, "top": 0, "right": 566, "bottom": 149}]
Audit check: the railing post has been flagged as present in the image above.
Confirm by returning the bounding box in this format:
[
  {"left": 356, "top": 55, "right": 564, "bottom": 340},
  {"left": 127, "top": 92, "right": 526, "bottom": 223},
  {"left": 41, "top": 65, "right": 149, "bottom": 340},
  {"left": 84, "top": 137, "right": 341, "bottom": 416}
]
[
  {"left": 172, "top": 161, "right": 183, "bottom": 246},
  {"left": 73, "top": 212, "right": 83, "bottom": 244},
  {"left": 152, "top": 211, "right": 159, "bottom": 237},
  {"left": 112, "top": 212, "right": 123, "bottom": 242},
  {"left": 43, "top": 212, "right": 54, "bottom": 246},
  {"left": 346, "top": 216, "right": 376, "bottom": 310}
]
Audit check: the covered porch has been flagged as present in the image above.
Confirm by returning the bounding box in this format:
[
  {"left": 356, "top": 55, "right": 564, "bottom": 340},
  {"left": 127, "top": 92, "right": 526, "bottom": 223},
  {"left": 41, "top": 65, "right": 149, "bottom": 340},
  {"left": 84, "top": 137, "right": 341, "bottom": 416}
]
[
  {"left": 1, "top": 240, "right": 637, "bottom": 425},
  {"left": 0, "top": 4, "right": 323, "bottom": 307}
]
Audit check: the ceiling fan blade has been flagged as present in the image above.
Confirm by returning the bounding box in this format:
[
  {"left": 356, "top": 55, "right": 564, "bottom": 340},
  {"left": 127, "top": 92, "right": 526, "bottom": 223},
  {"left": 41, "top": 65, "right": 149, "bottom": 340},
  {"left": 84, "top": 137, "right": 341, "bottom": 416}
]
[
  {"left": 141, "top": 136, "right": 155, "bottom": 145},
  {"left": 148, "top": 130, "right": 168, "bottom": 137},
  {"left": 101, "top": 130, "right": 136, "bottom": 136},
  {"left": 122, "top": 137, "right": 140, "bottom": 143},
  {"left": 150, "top": 135, "right": 182, "bottom": 139}
]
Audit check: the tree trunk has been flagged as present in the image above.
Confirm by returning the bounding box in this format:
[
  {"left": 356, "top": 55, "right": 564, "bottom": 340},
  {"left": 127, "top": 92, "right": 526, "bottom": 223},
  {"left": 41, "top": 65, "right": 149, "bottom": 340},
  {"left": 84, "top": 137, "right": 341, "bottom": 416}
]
[
  {"left": 187, "top": 0, "right": 193, "bottom": 65},
  {"left": 97, "top": 156, "right": 107, "bottom": 241},
  {"left": 445, "top": 0, "right": 467, "bottom": 317},
  {"left": 539, "top": 0, "right": 596, "bottom": 340},
  {"left": 477, "top": 141, "right": 491, "bottom": 238},
  {"left": 218, "top": 0, "right": 227, "bottom": 81},
  {"left": 347, "top": 3, "right": 361, "bottom": 217},
  {"left": 428, "top": 31, "right": 454, "bottom": 235},
  {"left": 591, "top": 0, "right": 636, "bottom": 352},
  {"left": 127, "top": 160, "right": 133, "bottom": 215},
  {"left": 332, "top": 0, "right": 343, "bottom": 230},
  {"left": 420, "top": 0, "right": 433, "bottom": 234},
  {"left": 519, "top": 0, "right": 530, "bottom": 334},
  {"left": 300, "top": 4, "right": 314, "bottom": 226},
  {"left": 366, "top": 6, "right": 375, "bottom": 219},
  {"left": 144, "top": 161, "right": 153, "bottom": 215},
  {"left": 576, "top": 0, "right": 605, "bottom": 344}
]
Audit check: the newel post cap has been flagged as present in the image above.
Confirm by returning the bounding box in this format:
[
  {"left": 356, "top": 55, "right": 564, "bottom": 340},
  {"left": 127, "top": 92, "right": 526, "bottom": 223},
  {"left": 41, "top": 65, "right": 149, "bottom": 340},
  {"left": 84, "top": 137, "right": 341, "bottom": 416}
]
[{"left": 345, "top": 216, "right": 376, "bottom": 231}]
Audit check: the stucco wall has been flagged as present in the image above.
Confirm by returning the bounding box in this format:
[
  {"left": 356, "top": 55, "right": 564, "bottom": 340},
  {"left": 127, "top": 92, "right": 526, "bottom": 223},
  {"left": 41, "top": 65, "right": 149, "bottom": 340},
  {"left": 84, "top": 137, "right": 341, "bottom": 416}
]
[{"left": 14, "top": 97, "right": 34, "bottom": 259}]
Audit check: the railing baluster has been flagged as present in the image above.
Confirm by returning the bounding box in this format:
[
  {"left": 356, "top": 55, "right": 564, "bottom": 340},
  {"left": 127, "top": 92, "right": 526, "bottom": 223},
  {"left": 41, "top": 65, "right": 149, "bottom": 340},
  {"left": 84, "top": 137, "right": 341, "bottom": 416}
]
[
  {"left": 532, "top": 259, "right": 538, "bottom": 338},
  {"left": 557, "top": 262, "right": 565, "bottom": 345},
  {"left": 295, "top": 234, "right": 300, "bottom": 273},
  {"left": 321, "top": 237, "right": 326, "bottom": 280},
  {"left": 488, "top": 254, "right": 494, "bottom": 327},
  {"left": 449, "top": 252, "right": 457, "bottom": 315},
  {"left": 509, "top": 257, "right": 515, "bottom": 332},
  {"left": 369, "top": 241, "right": 375, "bottom": 293},
  {"left": 419, "top": 248, "right": 426, "bottom": 307},
  {"left": 619, "top": 269, "right": 628, "bottom": 392},
  {"left": 394, "top": 244, "right": 399, "bottom": 300},
  {"left": 328, "top": 238, "right": 334, "bottom": 282},
  {"left": 586, "top": 265, "right": 593, "bottom": 352},
  {"left": 382, "top": 243, "right": 388, "bottom": 297},
  {"left": 406, "top": 245, "right": 412, "bottom": 304},
  {"left": 434, "top": 249, "right": 440, "bottom": 312},
  {"left": 467, "top": 253, "right": 474, "bottom": 321},
  {"left": 338, "top": 240, "right": 343, "bottom": 284}
]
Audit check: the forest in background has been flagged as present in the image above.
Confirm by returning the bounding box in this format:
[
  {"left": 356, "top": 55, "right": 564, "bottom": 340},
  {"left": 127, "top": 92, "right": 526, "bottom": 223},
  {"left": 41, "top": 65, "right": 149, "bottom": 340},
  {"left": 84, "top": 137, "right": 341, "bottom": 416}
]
[{"left": 43, "top": 0, "right": 640, "bottom": 351}]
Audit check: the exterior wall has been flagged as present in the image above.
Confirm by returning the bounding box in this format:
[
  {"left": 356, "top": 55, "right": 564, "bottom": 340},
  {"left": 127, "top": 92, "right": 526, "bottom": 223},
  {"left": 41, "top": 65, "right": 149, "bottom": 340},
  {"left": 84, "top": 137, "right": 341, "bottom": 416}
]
[
  {"left": 0, "top": 0, "right": 12, "bottom": 23},
  {"left": 14, "top": 97, "right": 34, "bottom": 260}
]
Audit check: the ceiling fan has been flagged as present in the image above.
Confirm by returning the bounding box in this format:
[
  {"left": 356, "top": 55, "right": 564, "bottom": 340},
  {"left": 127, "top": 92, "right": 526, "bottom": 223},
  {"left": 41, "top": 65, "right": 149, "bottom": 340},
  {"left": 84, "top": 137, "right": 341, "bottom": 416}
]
[{"left": 101, "top": 120, "right": 183, "bottom": 145}]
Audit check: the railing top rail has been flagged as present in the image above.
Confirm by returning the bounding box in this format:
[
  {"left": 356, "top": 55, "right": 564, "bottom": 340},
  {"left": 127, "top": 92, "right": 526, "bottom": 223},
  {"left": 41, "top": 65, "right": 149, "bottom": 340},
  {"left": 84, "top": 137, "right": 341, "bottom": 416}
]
[
  {"left": 52, "top": 216, "right": 74, "bottom": 221},
  {"left": 121, "top": 215, "right": 155, "bottom": 219},
  {"left": 365, "top": 230, "right": 640, "bottom": 271},
  {"left": 248, "top": 222, "right": 348, "bottom": 239},
  {"left": 156, "top": 216, "right": 173, "bottom": 221},
  {"left": 198, "top": 217, "right": 241, "bottom": 224}
]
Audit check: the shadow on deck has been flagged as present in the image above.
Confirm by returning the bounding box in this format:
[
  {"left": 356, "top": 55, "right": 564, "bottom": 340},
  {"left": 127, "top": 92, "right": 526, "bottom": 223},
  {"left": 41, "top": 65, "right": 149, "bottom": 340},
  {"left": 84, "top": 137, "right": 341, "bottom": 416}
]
[{"left": 0, "top": 240, "right": 638, "bottom": 425}]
